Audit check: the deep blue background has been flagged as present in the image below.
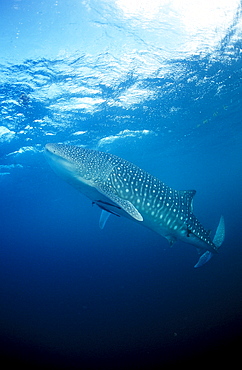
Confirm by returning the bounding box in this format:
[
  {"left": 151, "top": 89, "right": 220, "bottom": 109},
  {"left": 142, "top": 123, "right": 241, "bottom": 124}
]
[{"left": 1, "top": 1, "right": 242, "bottom": 368}]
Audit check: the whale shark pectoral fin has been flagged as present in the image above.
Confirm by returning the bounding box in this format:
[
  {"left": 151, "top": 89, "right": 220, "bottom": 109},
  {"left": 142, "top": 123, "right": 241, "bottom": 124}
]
[
  {"left": 99, "top": 210, "right": 111, "bottom": 230},
  {"left": 96, "top": 183, "right": 143, "bottom": 222}
]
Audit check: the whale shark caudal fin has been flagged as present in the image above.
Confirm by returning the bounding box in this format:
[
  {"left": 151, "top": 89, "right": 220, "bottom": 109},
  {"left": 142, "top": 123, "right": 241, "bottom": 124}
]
[
  {"left": 194, "top": 216, "right": 225, "bottom": 268},
  {"left": 212, "top": 215, "right": 225, "bottom": 248}
]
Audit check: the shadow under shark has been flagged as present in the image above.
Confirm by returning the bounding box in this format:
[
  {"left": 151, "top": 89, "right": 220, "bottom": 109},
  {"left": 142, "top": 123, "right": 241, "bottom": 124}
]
[{"left": 45, "top": 143, "right": 225, "bottom": 268}]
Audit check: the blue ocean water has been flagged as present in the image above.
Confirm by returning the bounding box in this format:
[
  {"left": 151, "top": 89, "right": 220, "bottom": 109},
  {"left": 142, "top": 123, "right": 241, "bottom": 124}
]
[{"left": 1, "top": 0, "right": 242, "bottom": 368}]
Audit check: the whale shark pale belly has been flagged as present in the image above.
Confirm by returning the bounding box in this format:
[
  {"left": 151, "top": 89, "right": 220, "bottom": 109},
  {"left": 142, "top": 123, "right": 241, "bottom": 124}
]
[{"left": 45, "top": 143, "right": 225, "bottom": 267}]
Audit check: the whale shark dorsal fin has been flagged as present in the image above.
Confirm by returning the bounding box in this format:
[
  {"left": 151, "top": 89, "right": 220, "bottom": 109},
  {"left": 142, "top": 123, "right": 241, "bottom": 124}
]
[
  {"left": 99, "top": 210, "right": 111, "bottom": 229},
  {"left": 179, "top": 190, "right": 196, "bottom": 212},
  {"left": 96, "top": 183, "right": 143, "bottom": 222}
]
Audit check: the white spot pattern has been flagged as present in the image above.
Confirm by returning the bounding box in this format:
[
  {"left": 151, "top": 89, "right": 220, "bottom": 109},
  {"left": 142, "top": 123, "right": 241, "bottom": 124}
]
[{"left": 45, "top": 143, "right": 216, "bottom": 250}]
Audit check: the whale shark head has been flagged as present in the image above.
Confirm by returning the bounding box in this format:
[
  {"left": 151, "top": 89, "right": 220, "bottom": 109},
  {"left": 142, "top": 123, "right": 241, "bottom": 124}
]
[
  {"left": 45, "top": 143, "right": 115, "bottom": 183},
  {"left": 45, "top": 143, "right": 144, "bottom": 221}
]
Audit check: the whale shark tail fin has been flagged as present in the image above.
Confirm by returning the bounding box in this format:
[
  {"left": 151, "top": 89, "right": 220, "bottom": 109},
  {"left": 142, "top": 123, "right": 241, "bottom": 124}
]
[
  {"left": 194, "top": 216, "right": 225, "bottom": 268},
  {"left": 212, "top": 215, "right": 225, "bottom": 248}
]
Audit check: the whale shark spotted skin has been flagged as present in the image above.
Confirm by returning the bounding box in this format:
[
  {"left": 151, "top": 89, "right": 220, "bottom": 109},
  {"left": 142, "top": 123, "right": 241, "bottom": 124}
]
[{"left": 45, "top": 143, "right": 225, "bottom": 267}]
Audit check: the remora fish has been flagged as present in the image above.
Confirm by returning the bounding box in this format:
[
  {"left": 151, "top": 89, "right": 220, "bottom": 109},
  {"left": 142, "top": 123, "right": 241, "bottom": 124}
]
[{"left": 45, "top": 143, "right": 225, "bottom": 267}]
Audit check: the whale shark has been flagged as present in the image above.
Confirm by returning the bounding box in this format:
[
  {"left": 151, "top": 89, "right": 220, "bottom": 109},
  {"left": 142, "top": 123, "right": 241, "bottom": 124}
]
[{"left": 45, "top": 143, "right": 225, "bottom": 267}]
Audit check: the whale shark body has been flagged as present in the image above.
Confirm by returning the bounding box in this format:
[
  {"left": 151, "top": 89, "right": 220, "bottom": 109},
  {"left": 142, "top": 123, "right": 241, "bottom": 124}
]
[{"left": 45, "top": 143, "right": 225, "bottom": 267}]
